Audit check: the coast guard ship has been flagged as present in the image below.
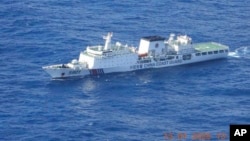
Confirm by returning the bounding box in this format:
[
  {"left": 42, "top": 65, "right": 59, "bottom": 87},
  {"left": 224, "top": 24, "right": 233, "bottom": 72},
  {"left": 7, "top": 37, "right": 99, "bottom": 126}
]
[{"left": 43, "top": 32, "right": 229, "bottom": 78}]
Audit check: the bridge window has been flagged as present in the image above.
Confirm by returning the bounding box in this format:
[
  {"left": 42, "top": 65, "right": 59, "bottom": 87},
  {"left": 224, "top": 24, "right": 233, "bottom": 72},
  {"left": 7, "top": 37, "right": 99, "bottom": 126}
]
[
  {"left": 208, "top": 51, "right": 213, "bottom": 55},
  {"left": 214, "top": 51, "right": 218, "bottom": 54}
]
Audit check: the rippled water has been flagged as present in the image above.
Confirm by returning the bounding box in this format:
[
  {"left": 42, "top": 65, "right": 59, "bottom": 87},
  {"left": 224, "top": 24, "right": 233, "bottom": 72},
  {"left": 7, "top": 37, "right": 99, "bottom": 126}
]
[{"left": 0, "top": 0, "right": 249, "bottom": 141}]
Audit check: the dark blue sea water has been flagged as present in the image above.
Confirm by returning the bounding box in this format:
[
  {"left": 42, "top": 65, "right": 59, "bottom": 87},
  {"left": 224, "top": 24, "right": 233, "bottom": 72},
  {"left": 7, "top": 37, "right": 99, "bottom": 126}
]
[{"left": 0, "top": 0, "right": 249, "bottom": 140}]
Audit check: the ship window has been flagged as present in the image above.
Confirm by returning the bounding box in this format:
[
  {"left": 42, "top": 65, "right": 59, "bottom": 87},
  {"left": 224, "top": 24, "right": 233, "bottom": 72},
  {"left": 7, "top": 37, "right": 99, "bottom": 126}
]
[
  {"left": 225, "top": 49, "right": 228, "bottom": 52},
  {"left": 162, "top": 48, "right": 165, "bottom": 53},
  {"left": 183, "top": 54, "right": 191, "bottom": 60},
  {"left": 219, "top": 50, "right": 224, "bottom": 53},
  {"left": 214, "top": 51, "right": 218, "bottom": 54},
  {"left": 196, "top": 53, "right": 201, "bottom": 56},
  {"left": 208, "top": 51, "right": 213, "bottom": 55},
  {"left": 176, "top": 56, "right": 178, "bottom": 59},
  {"left": 167, "top": 56, "right": 175, "bottom": 60},
  {"left": 141, "top": 59, "right": 151, "bottom": 63},
  {"left": 202, "top": 52, "right": 207, "bottom": 55}
]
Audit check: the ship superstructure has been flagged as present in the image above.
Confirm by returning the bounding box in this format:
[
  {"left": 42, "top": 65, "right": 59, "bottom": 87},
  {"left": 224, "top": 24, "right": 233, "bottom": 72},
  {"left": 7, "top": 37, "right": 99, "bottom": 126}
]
[{"left": 43, "top": 32, "right": 229, "bottom": 78}]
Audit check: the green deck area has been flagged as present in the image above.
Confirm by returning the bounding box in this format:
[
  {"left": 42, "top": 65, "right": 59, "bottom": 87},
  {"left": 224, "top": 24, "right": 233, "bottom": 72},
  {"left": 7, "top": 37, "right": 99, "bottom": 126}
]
[{"left": 194, "top": 42, "right": 229, "bottom": 52}]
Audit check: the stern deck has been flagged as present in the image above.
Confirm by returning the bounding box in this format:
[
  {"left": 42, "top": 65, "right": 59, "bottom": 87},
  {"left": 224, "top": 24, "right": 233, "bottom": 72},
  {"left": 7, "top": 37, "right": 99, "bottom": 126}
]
[{"left": 194, "top": 42, "right": 229, "bottom": 52}]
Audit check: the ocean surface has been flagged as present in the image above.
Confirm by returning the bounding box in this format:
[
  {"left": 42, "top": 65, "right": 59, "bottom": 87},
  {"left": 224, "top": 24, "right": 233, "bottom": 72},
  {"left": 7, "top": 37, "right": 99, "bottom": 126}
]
[{"left": 0, "top": 0, "right": 249, "bottom": 140}]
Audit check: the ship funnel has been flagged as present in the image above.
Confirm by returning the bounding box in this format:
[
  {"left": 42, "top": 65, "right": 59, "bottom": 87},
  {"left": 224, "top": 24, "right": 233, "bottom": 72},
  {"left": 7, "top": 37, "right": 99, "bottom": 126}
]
[{"left": 103, "top": 32, "right": 113, "bottom": 50}]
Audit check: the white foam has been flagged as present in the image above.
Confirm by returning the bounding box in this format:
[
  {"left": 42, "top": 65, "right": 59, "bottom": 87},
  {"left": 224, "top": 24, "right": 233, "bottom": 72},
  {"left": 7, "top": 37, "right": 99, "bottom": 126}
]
[
  {"left": 228, "top": 46, "right": 250, "bottom": 59},
  {"left": 228, "top": 52, "right": 240, "bottom": 58}
]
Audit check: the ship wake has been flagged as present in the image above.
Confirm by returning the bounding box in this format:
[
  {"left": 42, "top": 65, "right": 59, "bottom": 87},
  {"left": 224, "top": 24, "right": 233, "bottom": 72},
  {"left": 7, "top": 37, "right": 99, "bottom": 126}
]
[{"left": 228, "top": 46, "right": 250, "bottom": 59}]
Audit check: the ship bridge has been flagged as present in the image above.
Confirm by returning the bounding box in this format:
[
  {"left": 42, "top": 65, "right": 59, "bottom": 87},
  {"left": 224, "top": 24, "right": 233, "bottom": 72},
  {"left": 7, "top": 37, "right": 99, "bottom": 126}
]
[{"left": 138, "top": 35, "right": 166, "bottom": 57}]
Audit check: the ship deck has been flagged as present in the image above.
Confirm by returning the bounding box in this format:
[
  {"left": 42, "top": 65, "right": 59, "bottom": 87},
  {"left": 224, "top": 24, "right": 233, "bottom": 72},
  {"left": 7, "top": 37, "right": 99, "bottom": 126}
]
[{"left": 194, "top": 42, "right": 228, "bottom": 52}]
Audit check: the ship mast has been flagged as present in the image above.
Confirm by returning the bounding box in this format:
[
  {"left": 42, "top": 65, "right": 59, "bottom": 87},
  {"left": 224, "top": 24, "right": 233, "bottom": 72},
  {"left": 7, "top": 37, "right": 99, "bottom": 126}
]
[{"left": 103, "top": 32, "right": 113, "bottom": 50}]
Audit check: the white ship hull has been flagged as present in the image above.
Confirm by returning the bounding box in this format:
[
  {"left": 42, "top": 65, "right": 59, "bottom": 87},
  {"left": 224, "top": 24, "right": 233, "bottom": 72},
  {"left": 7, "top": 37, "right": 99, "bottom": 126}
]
[{"left": 43, "top": 52, "right": 228, "bottom": 79}]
